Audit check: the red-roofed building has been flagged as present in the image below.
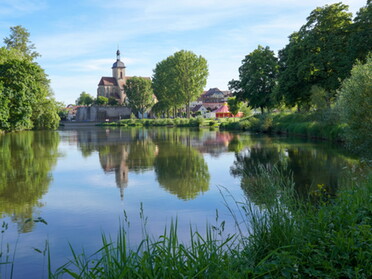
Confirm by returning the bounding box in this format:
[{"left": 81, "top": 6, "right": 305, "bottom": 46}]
[{"left": 215, "top": 103, "right": 243, "bottom": 118}]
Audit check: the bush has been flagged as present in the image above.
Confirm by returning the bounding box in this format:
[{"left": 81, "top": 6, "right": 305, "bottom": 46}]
[{"left": 336, "top": 55, "right": 372, "bottom": 155}]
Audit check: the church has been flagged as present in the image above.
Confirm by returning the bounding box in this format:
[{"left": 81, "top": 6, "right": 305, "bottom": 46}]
[{"left": 97, "top": 50, "right": 150, "bottom": 104}]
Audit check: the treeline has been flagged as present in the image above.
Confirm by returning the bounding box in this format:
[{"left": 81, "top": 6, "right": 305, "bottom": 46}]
[
  {"left": 230, "top": 1, "right": 371, "bottom": 112},
  {"left": 0, "top": 26, "right": 60, "bottom": 132}
]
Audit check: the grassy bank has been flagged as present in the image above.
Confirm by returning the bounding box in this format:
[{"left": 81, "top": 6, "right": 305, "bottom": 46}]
[
  {"left": 50, "top": 166, "right": 371, "bottom": 278},
  {"left": 220, "top": 111, "right": 346, "bottom": 141},
  {"left": 97, "top": 117, "right": 220, "bottom": 128},
  {"left": 99, "top": 110, "right": 346, "bottom": 142}
]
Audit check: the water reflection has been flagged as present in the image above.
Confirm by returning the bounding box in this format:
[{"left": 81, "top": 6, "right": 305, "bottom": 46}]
[
  {"left": 75, "top": 128, "right": 237, "bottom": 200},
  {"left": 154, "top": 142, "right": 210, "bottom": 200},
  {"left": 0, "top": 131, "right": 60, "bottom": 232},
  {"left": 230, "top": 136, "right": 360, "bottom": 205}
]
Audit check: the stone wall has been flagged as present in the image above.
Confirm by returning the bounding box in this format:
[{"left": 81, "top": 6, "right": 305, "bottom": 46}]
[{"left": 76, "top": 106, "right": 132, "bottom": 122}]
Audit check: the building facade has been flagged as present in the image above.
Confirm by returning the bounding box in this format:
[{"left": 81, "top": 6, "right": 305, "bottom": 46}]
[{"left": 97, "top": 50, "right": 127, "bottom": 104}]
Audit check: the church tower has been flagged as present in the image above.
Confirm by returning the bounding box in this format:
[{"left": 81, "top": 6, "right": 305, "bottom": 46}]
[{"left": 112, "top": 49, "right": 126, "bottom": 80}]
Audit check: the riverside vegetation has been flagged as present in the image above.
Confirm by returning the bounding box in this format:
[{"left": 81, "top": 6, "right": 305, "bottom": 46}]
[{"left": 31, "top": 165, "right": 371, "bottom": 278}]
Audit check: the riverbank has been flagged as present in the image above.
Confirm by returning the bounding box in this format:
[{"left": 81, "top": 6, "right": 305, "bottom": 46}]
[
  {"left": 52, "top": 166, "right": 372, "bottom": 278},
  {"left": 98, "top": 111, "right": 346, "bottom": 142}
]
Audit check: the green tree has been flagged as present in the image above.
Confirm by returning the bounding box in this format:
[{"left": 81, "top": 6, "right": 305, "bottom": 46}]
[
  {"left": 108, "top": 97, "right": 119, "bottom": 106},
  {"left": 3, "top": 25, "right": 40, "bottom": 60},
  {"left": 227, "top": 97, "right": 242, "bottom": 118},
  {"left": 0, "top": 83, "right": 10, "bottom": 129},
  {"left": 95, "top": 96, "right": 108, "bottom": 105},
  {"left": 152, "top": 50, "right": 208, "bottom": 118},
  {"left": 172, "top": 50, "right": 208, "bottom": 118},
  {"left": 336, "top": 55, "right": 372, "bottom": 154},
  {"left": 278, "top": 3, "right": 353, "bottom": 109},
  {"left": 124, "top": 77, "right": 155, "bottom": 118},
  {"left": 233, "top": 45, "right": 278, "bottom": 113},
  {"left": 152, "top": 55, "right": 184, "bottom": 117},
  {"left": 0, "top": 56, "right": 58, "bottom": 131},
  {"left": 348, "top": 0, "right": 372, "bottom": 64},
  {"left": 76, "top": 91, "right": 94, "bottom": 105},
  {"left": 56, "top": 101, "right": 68, "bottom": 120}
]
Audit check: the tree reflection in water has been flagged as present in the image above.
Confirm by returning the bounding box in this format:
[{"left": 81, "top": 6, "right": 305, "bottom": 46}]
[
  {"left": 230, "top": 136, "right": 360, "bottom": 207},
  {"left": 0, "top": 131, "right": 60, "bottom": 232}
]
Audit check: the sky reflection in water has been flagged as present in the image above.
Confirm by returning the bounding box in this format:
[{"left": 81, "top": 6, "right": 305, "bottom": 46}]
[{"left": 0, "top": 127, "right": 361, "bottom": 278}]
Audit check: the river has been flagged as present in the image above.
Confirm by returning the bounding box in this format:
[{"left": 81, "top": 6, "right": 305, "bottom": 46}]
[{"left": 0, "top": 127, "right": 363, "bottom": 278}]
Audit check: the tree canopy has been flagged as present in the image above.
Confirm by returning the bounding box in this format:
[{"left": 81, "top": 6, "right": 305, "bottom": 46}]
[
  {"left": 3, "top": 25, "right": 40, "bottom": 60},
  {"left": 76, "top": 91, "right": 94, "bottom": 105},
  {"left": 277, "top": 3, "right": 354, "bottom": 109},
  {"left": 336, "top": 55, "right": 372, "bottom": 154},
  {"left": 152, "top": 50, "right": 208, "bottom": 118},
  {"left": 124, "top": 77, "right": 155, "bottom": 118},
  {"left": 0, "top": 50, "right": 59, "bottom": 130},
  {"left": 0, "top": 26, "right": 59, "bottom": 131},
  {"left": 231, "top": 45, "right": 278, "bottom": 113}
]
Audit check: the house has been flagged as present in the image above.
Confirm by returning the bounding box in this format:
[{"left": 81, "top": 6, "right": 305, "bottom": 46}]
[
  {"left": 191, "top": 104, "right": 208, "bottom": 116},
  {"left": 215, "top": 102, "right": 243, "bottom": 118},
  {"left": 97, "top": 49, "right": 150, "bottom": 104},
  {"left": 200, "top": 88, "right": 232, "bottom": 110}
]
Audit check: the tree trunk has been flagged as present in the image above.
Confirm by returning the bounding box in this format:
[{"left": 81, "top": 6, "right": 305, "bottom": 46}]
[{"left": 186, "top": 101, "right": 190, "bottom": 118}]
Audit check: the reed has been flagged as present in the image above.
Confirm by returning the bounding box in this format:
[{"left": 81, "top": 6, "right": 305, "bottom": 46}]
[{"left": 50, "top": 165, "right": 371, "bottom": 278}]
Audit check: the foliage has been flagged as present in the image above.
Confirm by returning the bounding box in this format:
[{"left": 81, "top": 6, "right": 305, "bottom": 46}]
[
  {"left": 310, "top": 85, "right": 328, "bottom": 110},
  {"left": 152, "top": 50, "right": 208, "bottom": 118},
  {"left": 55, "top": 101, "right": 68, "bottom": 121},
  {"left": 232, "top": 45, "right": 278, "bottom": 113},
  {"left": 0, "top": 27, "right": 59, "bottom": 131},
  {"left": 3, "top": 25, "right": 40, "bottom": 60},
  {"left": 95, "top": 96, "right": 108, "bottom": 105},
  {"left": 52, "top": 166, "right": 372, "bottom": 278},
  {"left": 0, "top": 53, "right": 59, "bottom": 131},
  {"left": 152, "top": 57, "right": 182, "bottom": 117},
  {"left": 124, "top": 77, "right": 155, "bottom": 118},
  {"left": 227, "top": 97, "right": 242, "bottom": 116},
  {"left": 76, "top": 91, "right": 94, "bottom": 106},
  {"left": 108, "top": 97, "right": 119, "bottom": 106},
  {"left": 31, "top": 98, "right": 60, "bottom": 130},
  {"left": 277, "top": 3, "right": 353, "bottom": 109},
  {"left": 336, "top": 55, "right": 372, "bottom": 154},
  {"left": 348, "top": 0, "right": 372, "bottom": 64}
]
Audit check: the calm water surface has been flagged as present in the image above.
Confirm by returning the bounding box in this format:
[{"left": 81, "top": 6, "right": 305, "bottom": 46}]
[{"left": 0, "top": 127, "right": 362, "bottom": 278}]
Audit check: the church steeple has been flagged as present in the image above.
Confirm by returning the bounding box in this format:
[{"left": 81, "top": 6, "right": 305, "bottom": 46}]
[
  {"left": 116, "top": 49, "right": 120, "bottom": 61},
  {"left": 112, "top": 49, "right": 126, "bottom": 80}
]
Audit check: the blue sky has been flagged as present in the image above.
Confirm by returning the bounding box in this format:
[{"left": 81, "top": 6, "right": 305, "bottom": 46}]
[{"left": 0, "top": 0, "right": 367, "bottom": 104}]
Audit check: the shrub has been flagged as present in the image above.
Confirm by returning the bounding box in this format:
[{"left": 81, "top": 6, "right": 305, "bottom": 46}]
[{"left": 336, "top": 55, "right": 372, "bottom": 155}]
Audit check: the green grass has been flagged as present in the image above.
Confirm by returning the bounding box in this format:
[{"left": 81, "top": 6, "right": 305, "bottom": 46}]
[
  {"left": 48, "top": 165, "right": 372, "bottom": 279},
  {"left": 220, "top": 111, "right": 347, "bottom": 141}
]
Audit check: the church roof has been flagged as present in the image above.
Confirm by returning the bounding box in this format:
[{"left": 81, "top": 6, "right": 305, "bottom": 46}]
[
  {"left": 112, "top": 60, "right": 125, "bottom": 68},
  {"left": 98, "top": 77, "right": 118, "bottom": 86}
]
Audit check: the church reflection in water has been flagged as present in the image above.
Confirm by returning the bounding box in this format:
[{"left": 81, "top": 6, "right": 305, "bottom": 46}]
[{"left": 74, "top": 127, "right": 239, "bottom": 200}]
